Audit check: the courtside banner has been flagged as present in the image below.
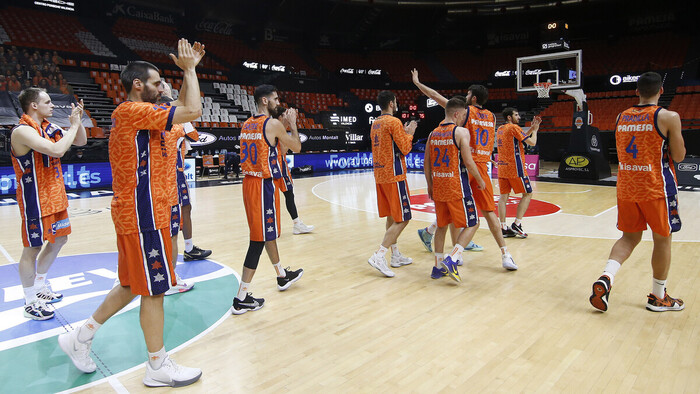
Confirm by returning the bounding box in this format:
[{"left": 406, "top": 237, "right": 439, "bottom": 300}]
[
  {"left": 290, "top": 151, "right": 425, "bottom": 171},
  {"left": 0, "top": 162, "right": 113, "bottom": 195},
  {"left": 492, "top": 154, "right": 540, "bottom": 178}
]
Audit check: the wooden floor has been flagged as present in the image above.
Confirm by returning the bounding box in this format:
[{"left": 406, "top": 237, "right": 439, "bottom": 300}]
[{"left": 2, "top": 168, "right": 700, "bottom": 393}]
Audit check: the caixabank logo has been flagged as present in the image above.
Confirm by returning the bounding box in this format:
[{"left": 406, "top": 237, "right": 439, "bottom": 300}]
[{"left": 0, "top": 252, "right": 238, "bottom": 393}]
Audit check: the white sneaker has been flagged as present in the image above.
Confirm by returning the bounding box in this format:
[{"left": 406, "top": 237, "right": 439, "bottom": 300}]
[
  {"left": 36, "top": 281, "right": 63, "bottom": 303},
  {"left": 502, "top": 253, "right": 518, "bottom": 271},
  {"left": 368, "top": 253, "right": 395, "bottom": 277},
  {"left": 143, "top": 355, "right": 202, "bottom": 387},
  {"left": 456, "top": 257, "right": 464, "bottom": 267},
  {"left": 58, "top": 329, "right": 96, "bottom": 373},
  {"left": 165, "top": 273, "right": 194, "bottom": 296},
  {"left": 24, "top": 300, "right": 54, "bottom": 320},
  {"left": 390, "top": 252, "right": 413, "bottom": 268},
  {"left": 293, "top": 221, "right": 315, "bottom": 234}
]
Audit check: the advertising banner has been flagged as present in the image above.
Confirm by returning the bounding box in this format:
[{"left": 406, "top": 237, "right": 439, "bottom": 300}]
[{"left": 1, "top": 162, "right": 113, "bottom": 196}]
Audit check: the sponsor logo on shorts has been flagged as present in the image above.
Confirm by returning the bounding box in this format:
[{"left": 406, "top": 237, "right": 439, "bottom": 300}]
[{"left": 51, "top": 218, "right": 70, "bottom": 233}]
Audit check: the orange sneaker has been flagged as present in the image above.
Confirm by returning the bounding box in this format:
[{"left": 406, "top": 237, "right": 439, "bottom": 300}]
[
  {"left": 589, "top": 275, "right": 612, "bottom": 312},
  {"left": 646, "top": 291, "right": 684, "bottom": 312}
]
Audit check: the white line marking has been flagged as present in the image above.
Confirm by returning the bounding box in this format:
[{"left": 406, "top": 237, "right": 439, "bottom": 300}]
[
  {"left": 536, "top": 189, "right": 592, "bottom": 194},
  {"left": 0, "top": 243, "right": 15, "bottom": 264},
  {"left": 107, "top": 377, "right": 129, "bottom": 394}
]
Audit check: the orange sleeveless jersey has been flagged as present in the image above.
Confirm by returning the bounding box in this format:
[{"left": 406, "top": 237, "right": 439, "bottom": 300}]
[
  {"left": 616, "top": 105, "right": 677, "bottom": 201},
  {"left": 109, "top": 101, "right": 176, "bottom": 234},
  {"left": 240, "top": 114, "right": 281, "bottom": 179},
  {"left": 371, "top": 114, "right": 413, "bottom": 184},
  {"left": 11, "top": 119, "right": 68, "bottom": 219},
  {"left": 463, "top": 106, "right": 496, "bottom": 163},
  {"left": 427, "top": 123, "right": 472, "bottom": 202},
  {"left": 496, "top": 123, "right": 530, "bottom": 178},
  {"left": 165, "top": 124, "right": 186, "bottom": 206}
]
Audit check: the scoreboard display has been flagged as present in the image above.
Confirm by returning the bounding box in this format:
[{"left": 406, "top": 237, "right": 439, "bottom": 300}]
[{"left": 400, "top": 105, "right": 425, "bottom": 122}]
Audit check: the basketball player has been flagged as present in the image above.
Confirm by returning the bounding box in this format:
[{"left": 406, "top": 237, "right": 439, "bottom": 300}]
[
  {"left": 496, "top": 108, "right": 541, "bottom": 238},
  {"left": 274, "top": 108, "right": 315, "bottom": 235},
  {"left": 590, "top": 71, "right": 686, "bottom": 313},
  {"left": 58, "top": 39, "right": 204, "bottom": 387},
  {"left": 412, "top": 69, "right": 518, "bottom": 270},
  {"left": 233, "top": 84, "right": 304, "bottom": 315},
  {"left": 367, "top": 90, "right": 417, "bottom": 278},
  {"left": 425, "top": 97, "right": 486, "bottom": 282},
  {"left": 10, "top": 88, "right": 86, "bottom": 320}
]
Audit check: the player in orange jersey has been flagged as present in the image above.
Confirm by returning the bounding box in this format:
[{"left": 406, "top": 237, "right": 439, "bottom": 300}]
[
  {"left": 367, "top": 90, "right": 417, "bottom": 278},
  {"left": 589, "top": 72, "right": 686, "bottom": 313},
  {"left": 496, "top": 108, "right": 540, "bottom": 238},
  {"left": 232, "top": 84, "right": 304, "bottom": 315},
  {"left": 424, "top": 97, "right": 486, "bottom": 282},
  {"left": 274, "top": 108, "right": 315, "bottom": 235},
  {"left": 58, "top": 39, "right": 205, "bottom": 387},
  {"left": 11, "top": 87, "right": 86, "bottom": 320},
  {"left": 412, "top": 69, "right": 518, "bottom": 270}
]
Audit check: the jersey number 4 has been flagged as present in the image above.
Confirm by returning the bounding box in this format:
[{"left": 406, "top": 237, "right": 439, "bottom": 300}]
[
  {"left": 433, "top": 147, "right": 450, "bottom": 167},
  {"left": 625, "top": 136, "right": 638, "bottom": 159}
]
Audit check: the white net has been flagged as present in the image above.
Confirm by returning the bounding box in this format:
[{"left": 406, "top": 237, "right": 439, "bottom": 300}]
[{"left": 534, "top": 82, "right": 552, "bottom": 98}]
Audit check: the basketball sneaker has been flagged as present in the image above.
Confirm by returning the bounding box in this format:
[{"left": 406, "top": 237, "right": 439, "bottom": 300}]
[
  {"left": 456, "top": 257, "right": 464, "bottom": 266},
  {"left": 430, "top": 266, "right": 448, "bottom": 279},
  {"left": 24, "top": 300, "right": 54, "bottom": 320},
  {"left": 143, "top": 355, "right": 202, "bottom": 387},
  {"left": 502, "top": 227, "right": 516, "bottom": 238},
  {"left": 465, "top": 241, "right": 483, "bottom": 251},
  {"left": 390, "top": 252, "right": 413, "bottom": 268},
  {"left": 36, "top": 282, "right": 63, "bottom": 303},
  {"left": 164, "top": 273, "right": 194, "bottom": 296},
  {"left": 511, "top": 222, "right": 528, "bottom": 238},
  {"left": 417, "top": 228, "right": 433, "bottom": 252},
  {"left": 231, "top": 293, "right": 265, "bottom": 315},
  {"left": 293, "top": 221, "right": 315, "bottom": 235},
  {"left": 646, "top": 291, "right": 685, "bottom": 312},
  {"left": 440, "top": 256, "right": 461, "bottom": 283},
  {"left": 277, "top": 267, "right": 304, "bottom": 291},
  {"left": 368, "top": 253, "right": 395, "bottom": 277},
  {"left": 183, "top": 245, "right": 211, "bottom": 261},
  {"left": 589, "top": 275, "right": 612, "bottom": 312},
  {"left": 58, "top": 328, "right": 96, "bottom": 373},
  {"left": 502, "top": 253, "right": 518, "bottom": 270}
]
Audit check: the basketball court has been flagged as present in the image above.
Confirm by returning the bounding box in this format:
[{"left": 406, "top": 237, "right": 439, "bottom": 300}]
[{"left": 1, "top": 169, "right": 700, "bottom": 392}]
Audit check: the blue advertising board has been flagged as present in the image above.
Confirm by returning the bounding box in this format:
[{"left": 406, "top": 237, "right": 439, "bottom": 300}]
[
  {"left": 0, "top": 162, "right": 113, "bottom": 196},
  {"left": 289, "top": 151, "right": 425, "bottom": 171}
]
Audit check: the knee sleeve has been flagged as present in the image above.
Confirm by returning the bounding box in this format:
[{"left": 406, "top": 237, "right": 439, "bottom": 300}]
[{"left": 243, "top": 240, "right": 265, "bottom": 270}]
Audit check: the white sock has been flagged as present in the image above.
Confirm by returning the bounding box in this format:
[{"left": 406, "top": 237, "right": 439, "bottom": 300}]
[
  {"left": 376, "top": 245, "right": 388, "bottom": 256},
  {"left": 514, "top": 218, "right": 521, "bottom": 226},
  {"left": 148, "top": 347, "right": 168, "bottom": 369},
  {"left": 78, "top": 316, "right": 102, "bottom": 342},
  {"left": 501, "top": 222, "right": 508, "bottom": 230},
  {"left": 427, "top": 222, "right": 438, "bottom": 235},
  {"left": 390, "top": 244, "right": 399, "bottom": 255},
  {"left": 603, "top": 259, "right": 621, "bottom": 285},
  {"left": 434, "top": 253, "right": 444, "bottom": 267},
  {"left": 293, "top": 218, "right": 301, "bottom": 225},
  {"left": 236, "top": 281, "right": 250, "bottom": 301},
  {"left": 23, "top": 286, "right": 37, "bottom": 304},
  {"left": 184, "top": 239, "right": 193, "bottom": 253},
  {"left": 500, "top": 246, "right": 508, "bottom": 256},
  {"left": 34, "top": 272, "right": 47, "bottom": 289},
  {"left": 652, "top": 278, "right": 666, "bottom": 299},
  {"left": 449, "top": 244, "right": 465, "bottom": 262},
  {"left": 273, "top": 262, "right": 286, "bottom": 278}
]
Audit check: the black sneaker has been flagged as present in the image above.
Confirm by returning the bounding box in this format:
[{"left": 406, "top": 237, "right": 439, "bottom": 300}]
[
  {"left": 511, "top": 222, "right": 528, "bottom": 238},
  {"left": 183, "top": 245, "right": 212, "bottom": 261},
  {"left": 277, "top": 267, "right": 304, "bottom": 291},
  {"left": 589, "top": 275, "right": 612, "bottom": 312},
  {"left": 502, "top": 227, "right": 516, "bottom": 238},
  {"left": 24, "top": 300, "right": 54, "bottom": 320},
  {"left": 231, "top": 293, "right": 264, "bottom": 315}
]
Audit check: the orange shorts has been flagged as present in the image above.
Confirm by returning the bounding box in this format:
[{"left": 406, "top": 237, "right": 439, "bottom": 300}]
[
  {"left": 435, "top": 196, "right": 479, "bottom": 228},
  {"left": 21, "top": 209, "right": 71, "bottom": 248},
  {"left": 469, "top": 162, "right": 496, "bottom": 212},
  {"left": 274, "top": 175, "right": 293, "bottom": 193},
  {"left": 376, "top": 180, "right": 411, "bottom": 223},
  {"left": 243, "top": 176, "right": 281, "bottom": 242},
  {"left": 617, "top": 195, "right": 681, "bottom": 236},
  {"left": 117, "top": 227, "right": 176, "bottom": 296},
  {"left": 498, "top": 176, "right": 533, "bottom": 195}
]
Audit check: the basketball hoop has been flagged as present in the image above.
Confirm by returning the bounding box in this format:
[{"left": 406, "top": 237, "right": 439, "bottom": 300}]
[{"left": 534, "top": 82, "right": 553, "bottom": 98}]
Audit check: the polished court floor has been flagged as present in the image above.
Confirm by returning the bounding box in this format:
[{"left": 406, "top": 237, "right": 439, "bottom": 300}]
[{"left": 1, "top": 168, "right": 699, "bottom": 393}]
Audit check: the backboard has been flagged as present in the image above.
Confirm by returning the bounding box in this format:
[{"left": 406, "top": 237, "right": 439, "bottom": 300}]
[{"left": 516, "top": 50, "right": 582, "bottom": 93}]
